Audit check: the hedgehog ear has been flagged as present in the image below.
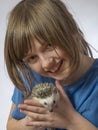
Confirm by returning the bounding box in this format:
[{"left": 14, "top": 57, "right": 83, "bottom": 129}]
[{"left": 53, "top": 87, "right": 58, "bottom": 94}]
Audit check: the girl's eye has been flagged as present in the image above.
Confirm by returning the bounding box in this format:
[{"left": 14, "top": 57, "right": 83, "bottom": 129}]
[
  {"left": 27, "top": 56, "right": 37, "bottom": 63},
  {"left": 47, "top": 43, "right": 52, "bottom": 47},
  {"left": 47, "top": 43, "right": 53, "bottom": 50}
]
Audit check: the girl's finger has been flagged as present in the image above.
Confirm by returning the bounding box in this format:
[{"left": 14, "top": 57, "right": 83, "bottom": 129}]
[
  {"left": 26, "top": 120, "right": 51, "bottom": 127},
  {"left": 18, "top": 104, "right": 47, "bottom": 114},
  {"left": 55, "top": 80, "right": 68, "bottom": 99},
  {"left": 55, "top": 80, "right": 74, "bottom": 109},
  {"left": 20, "top": 110, "right": 48, "bottom": 121},
  {"left": 24, "top": 99, "right": 43, "bottom": 107}
]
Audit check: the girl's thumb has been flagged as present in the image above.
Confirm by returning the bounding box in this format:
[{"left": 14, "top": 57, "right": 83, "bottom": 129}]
[{"left": 55, "top": 80, "right": 67, "bottom": 99}]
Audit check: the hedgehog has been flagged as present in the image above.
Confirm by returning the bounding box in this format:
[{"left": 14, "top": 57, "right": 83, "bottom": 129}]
[
  {"left": 28, "top": 83, "right": 60, "bottom": 130},
  {"left": 29, "top": 83, "right": 60, "bottom": 112}
]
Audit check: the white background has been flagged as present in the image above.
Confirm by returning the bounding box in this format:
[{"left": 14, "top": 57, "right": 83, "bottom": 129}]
[{"left": 0, "top": 0, "right": 98, "bottom": 130}]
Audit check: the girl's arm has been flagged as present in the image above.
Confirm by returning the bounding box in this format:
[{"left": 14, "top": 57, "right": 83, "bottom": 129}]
[
  {"left": 7, "top": 103, "right": 45, "bottom": 130},
  {"left": 69, "top": 111, "right": 98, "bottom": 130}
]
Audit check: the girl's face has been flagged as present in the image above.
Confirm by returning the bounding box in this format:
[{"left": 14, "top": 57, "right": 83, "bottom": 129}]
[{"left": 24, "top": 39, "right": 71, "bottom": 81}]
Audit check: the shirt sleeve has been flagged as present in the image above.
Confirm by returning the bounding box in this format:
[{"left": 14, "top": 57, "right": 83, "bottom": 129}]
[{"left": 12, "top": 87, "right": 25, "bottom": 120}]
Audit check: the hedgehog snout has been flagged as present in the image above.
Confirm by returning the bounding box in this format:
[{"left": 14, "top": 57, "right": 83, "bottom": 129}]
[{"left": 49, "top": 108, "right": 53, "bottom": 112}]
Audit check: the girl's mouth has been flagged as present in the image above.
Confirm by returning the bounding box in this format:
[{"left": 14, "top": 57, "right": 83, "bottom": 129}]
[{"left": 48, "top": 60, "right": 64, "bottom": 74}]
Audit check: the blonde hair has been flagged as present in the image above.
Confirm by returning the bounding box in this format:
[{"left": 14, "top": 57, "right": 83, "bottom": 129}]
[{"left": 4, "top": 0, "right": 93, "bottom": 95}]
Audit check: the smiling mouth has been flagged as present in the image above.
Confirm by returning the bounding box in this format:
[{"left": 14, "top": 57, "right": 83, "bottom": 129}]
[{"left": 48, "top": 60, "right": 63, "bottom": 73}]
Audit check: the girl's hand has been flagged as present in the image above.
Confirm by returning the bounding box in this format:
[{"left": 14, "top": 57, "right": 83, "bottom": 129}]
[
  {"left": 20, "top": 116, "right": 45, "bottom": 130},
  {"left": 18, "top": 80, "right": 77, "bottom": 129},
  {"left": 18, "top": 100, "right": 46, "bottom": 130}
]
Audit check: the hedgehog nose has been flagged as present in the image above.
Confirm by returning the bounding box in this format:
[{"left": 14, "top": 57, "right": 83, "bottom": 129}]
[{"left": 49, "top": 108, "right": 53, "bottom": 112}]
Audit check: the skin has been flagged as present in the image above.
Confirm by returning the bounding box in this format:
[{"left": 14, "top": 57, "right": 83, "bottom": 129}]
[
  {"left": 7, "top": 39, "right": 97, "bottom": 130},
  {"left": 7, "top": 103, "right": 45, "bottom": 130},
  {"left": 23, "top": 39, "right": 71, "bottom": 81},
  {"left": 23, "top": 38, "right": 94, "bottom": 85},
  {"left": 18, "top": 81, "right": 97, "bottom": 130}
]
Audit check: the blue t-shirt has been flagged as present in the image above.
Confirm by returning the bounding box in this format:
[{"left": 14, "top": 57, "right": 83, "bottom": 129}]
[{"left": 12, "top": 59, "right": 98, "bottom": 129}]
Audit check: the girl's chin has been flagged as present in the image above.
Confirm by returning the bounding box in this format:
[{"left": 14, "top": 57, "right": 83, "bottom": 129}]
[
  {"left": 49, "top": 74, "right": 66, "bottom": 81},
  {"left": 48, "top": 70, "right": 70, "bottom": 81}
]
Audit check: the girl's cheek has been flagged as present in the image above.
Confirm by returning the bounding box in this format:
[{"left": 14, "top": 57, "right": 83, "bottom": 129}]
[{"left": 30, "top": 64, "right": 44, "bottom": 74}]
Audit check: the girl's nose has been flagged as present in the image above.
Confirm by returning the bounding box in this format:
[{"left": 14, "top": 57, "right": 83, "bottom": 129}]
[{"left": 41, "top": 56, "right": 54, "bottom": 71}]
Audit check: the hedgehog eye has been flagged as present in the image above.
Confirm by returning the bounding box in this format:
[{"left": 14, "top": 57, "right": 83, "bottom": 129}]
[
  {"left": 53, "top": 100, "right": 56, "bottom": 104},
  {"left": 44, "top": 102, "right": 47, "bottom": 105}
]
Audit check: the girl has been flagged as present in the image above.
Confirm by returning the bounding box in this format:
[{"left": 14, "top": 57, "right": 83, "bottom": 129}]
[{"left": 4, "top": 0, "right": 98, "bottom": 130}]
